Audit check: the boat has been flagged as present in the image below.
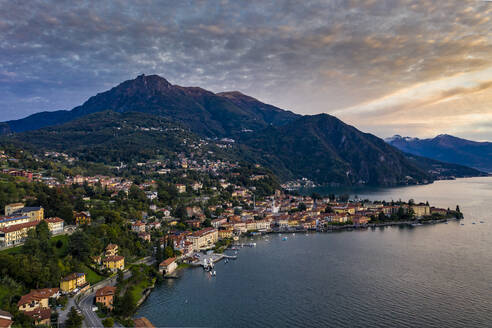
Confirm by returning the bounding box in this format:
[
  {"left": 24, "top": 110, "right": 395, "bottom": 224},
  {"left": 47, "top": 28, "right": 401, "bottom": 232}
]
[
  {"left": 282, "top": 237, "right": 288, "bottom": 241},
  {"left": 411, "top": 223, "right": 423, "bottom": 227}
]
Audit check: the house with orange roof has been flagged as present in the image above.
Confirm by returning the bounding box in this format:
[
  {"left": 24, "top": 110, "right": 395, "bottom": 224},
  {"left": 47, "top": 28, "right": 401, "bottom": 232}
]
[
  {"left": 45, "top": 217, "right": 64, "bottom": 234},
  {"left": 95, "top": 286, "right": 117, "bottom": 310},
  {"left": 24, "top": 308, "right": 51, "bottom": 326},
  {"left": 18, "top": 288, "right": 59, "bottom": 312},
  {"left": 159, "top": 257, "right": 177, "bottom": 275},
  {"left": 105, "top": 243, "right": 119, "bottom": 257}
]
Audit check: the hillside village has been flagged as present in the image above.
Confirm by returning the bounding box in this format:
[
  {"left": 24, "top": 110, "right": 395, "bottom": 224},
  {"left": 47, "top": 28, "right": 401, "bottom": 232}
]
[{"left": 0, "top": 147, "right": 462, "bottom": 328}]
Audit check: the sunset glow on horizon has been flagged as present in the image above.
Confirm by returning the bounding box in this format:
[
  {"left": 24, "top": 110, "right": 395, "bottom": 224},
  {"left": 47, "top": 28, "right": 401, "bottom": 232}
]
[{"left": 1, "top": 0, "right": 491, "bottom": 140}]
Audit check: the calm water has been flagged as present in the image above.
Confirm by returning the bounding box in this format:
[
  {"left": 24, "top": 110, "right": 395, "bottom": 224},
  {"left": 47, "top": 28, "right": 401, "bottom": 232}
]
[{"left": 137, "top": 177, "right": 492, "bottom": 327}]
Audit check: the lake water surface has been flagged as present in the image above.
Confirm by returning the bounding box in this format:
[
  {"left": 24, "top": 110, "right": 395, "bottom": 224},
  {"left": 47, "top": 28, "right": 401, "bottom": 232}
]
[{"left": 137, "top": 177, "right": 492, "bottom": 327}]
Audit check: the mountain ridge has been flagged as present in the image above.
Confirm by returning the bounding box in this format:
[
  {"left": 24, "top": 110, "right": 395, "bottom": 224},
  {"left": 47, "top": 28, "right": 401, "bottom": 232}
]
[
  {"left": 3, "top": 74, "right": 300, "bottom": 137},
  {"left": 386, "top": 134, "right": 492, "bottom": 172}
]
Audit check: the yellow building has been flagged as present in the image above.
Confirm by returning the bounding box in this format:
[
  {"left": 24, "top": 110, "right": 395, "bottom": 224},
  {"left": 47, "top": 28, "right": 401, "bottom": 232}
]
[
  {"left": 60, "top": 273, "right": 86, "bottom": 293},
  {"left": 18, "top": 288, "right": 59, "bottom": 312},
  {"left": 4, "top": 203, "right": 44, "bottom": 221},
  {"left": 187, "top": 227, "right": 218, "bottom": 251},
  {"left": 105, "top": 243, "right": 119, "bottom": 257},
  {"left": 0, "top": 221, "right": 39, "bottom": 247},
  {"left": 411, "top": 205, "right": 431, "bottom": 218},
  {"left": 103, "top": 255, "right": 125, "bottom": 272},
  {"left": 218, "top": 228, "right": 233, "bottom": 239},
  {"left": 4, "top": 203, "right": 24, "bottom": 216}
]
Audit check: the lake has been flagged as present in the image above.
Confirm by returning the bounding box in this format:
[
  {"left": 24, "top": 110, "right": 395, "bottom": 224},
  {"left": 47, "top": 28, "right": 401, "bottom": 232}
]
[{"left": 136, "top": 177, "right": 492, "bottom": 327}]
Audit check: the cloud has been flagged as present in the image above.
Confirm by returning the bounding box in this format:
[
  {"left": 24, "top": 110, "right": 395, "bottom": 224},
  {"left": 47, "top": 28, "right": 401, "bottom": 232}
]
[{"left": 0, "top": 0, "right": 491, "bottom": 140}]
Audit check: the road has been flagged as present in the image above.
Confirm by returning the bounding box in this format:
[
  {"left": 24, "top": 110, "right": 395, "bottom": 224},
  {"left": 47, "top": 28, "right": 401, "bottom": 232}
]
[{"left": 77, "top": 257, "right": 155, "bottom": 327}]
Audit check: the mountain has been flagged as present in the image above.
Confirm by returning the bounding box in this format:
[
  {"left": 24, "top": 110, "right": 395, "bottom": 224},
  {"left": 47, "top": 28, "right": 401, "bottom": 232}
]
[
  {"left": 3, "top": 74, "right": 299, "bottom": 137},
  {"left": 387, "top": 134, "right": 492, "bottom": 173},
  {"left": 1, "top": 75, "right": 485, "bottom": 187},
  {"left": 237, "top": 114, "right": 434, "bottom": 186},
  {"left": 2, "top": 111, "right": 202, "bottom": 163}
]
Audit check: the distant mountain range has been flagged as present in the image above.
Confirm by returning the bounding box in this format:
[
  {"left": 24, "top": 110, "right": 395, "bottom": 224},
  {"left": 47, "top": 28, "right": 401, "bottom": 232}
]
[
  {"left": 386, "top": 134, "right": 492, "bottom": 173},
  {"left": 0, "top": 74, "right": 486, "bottom": 186}
]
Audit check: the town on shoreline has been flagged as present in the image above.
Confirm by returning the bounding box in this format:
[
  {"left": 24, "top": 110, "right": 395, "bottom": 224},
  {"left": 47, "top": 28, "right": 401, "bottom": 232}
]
[{"left": 0, "top": 148, "right": 464, "bottom": 328}]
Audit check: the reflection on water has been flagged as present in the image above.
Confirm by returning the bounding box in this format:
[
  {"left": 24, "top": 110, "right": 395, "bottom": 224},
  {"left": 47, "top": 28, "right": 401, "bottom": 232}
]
[{"left": 137, "top": 177, "right": 492, "bottom": 328}]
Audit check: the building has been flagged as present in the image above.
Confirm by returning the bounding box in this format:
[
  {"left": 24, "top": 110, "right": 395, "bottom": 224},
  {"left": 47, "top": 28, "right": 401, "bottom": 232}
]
[
  {"left": 18, "top": 288, "right": 59, "bottom": 312},
  {"left": 0, "top": 310, "right": 13, "bottom": 328},
  {"left": 352, "top": 215, "right": 370, "bottom": 225},
  {"left": 0, "top": 220, "right": 40, "bottom": 247},
  {"left": 11, "top": 207, "right": 44, "bottom": 221},
  {"left": 159, "top": 257, "right": 177, "bottom": 275},
  {"left": 0, "top": 215, "right": 30, "bottom": 228},
  {"left": 74, "top": 211, "right": 91, "bottom": 225},
  {"left": 4, "top": 203, "right": 24, "bottom": 216},
  {"left": 95, "top": 286, "right": 117, "bottom": 310},
  {"left": 138, "top": 232, "right": 151, "bottom": 241},
  {"left": 145, "top": 191, "right": 158, "bottom": 201},
  {"left": 132, "top": 221, "right": 146, "bottom": 233},
  {"left": 45, "top": 217, "right": 64, "bottom": 234},
  {"left": 411, "top": 205, "right": 431, "bottom": 218},
  {"left": 255, "top": 220, "right": 271, "bottom": 231},
  {"left": 60, "top": 273, "right": 86, "bottom": 293},
  {"left": 24, "top": 308, "right": 51, "bottom": 326},
  {"left": 187, "top": 227, "right": 218, "bottom": 251},
  {"left": 176, "top": 184, "right": 186, "bottom": 193},
  {"left": 103, "top": 255, "right": 125, "bottom": 272},
  {"left": 218, "top": 227, "right": 233, "bottom": 239},
  {"left": 105, "top": 243, "right": 119, "bottom": 257}
]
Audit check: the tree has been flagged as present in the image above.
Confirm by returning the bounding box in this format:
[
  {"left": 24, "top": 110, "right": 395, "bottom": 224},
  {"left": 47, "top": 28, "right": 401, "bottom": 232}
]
[
  {"left": 378, "top": 212, "right": 386, "bottom": 222},
  {"left": 102, "top": 317, "right": 114, "bottom": 327},
  {"left": 164, "top": 246, "right": 174, "bottom": 259},
  {"left": 298, "top": 203, "right": 307, "bottom": 212},
  {"left": 456, "top": 205, "right": 461, "bottom": 213},
  {"left": 65, "top": 306, "right": 83, "bottom": 328},
  {"left": 117, "top": 270, "right": 124, "bottom": 285}
]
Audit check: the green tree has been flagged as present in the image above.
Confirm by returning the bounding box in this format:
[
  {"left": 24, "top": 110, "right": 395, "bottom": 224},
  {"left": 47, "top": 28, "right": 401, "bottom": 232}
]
[
  {"left": 65, "top": 306, "right": 83, "bottom": 328},
  {"left": 102, "top": 317, "right": 114, "bottom": 327},
  {"left": 164, "top": 246, "right": 174, "bottom": 259}
]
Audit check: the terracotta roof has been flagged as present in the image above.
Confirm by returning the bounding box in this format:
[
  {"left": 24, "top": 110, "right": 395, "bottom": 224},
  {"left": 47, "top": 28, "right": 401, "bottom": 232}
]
[
  {"left": 23, "top": 307, "right": 51, "bottom": 321},
  {"left": 134, "top": 317, "right": 155, "bottom": 328},
  {"left": 0, "top": 317, "right": 12, "bottom": 328},
  {"left": 62, "top": 272, "right": 85, "bottom": 282},
  {"left": 106, "top": 243, "right": 118, "bottom": 250},
  {"left": 95, "top": 286, "right": 116, "bottom": 297},
  {"left": 45, "top": 217, "right": 64, "bottom": 223},
  {"left": 18, "top": 288, "right": 59, "bottom": 306},
  {"left": 159, "top": 257, "right": 176, "bottom": 267},
  {"left": 103, "top": 255, "right": 124, "bottom": 262},
  {"left": 0, "top": 220, "right": 39, "bottom": 233},
  {"left": 133, "top": 221, "right": 145, "bottom": 226},
  {"left": 191, "top": 227, "right": 216, "bottom": 237}
]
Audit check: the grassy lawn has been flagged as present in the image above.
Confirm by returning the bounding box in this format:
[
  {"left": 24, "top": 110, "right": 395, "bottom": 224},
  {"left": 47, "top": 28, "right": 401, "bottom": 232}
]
[
  {"left": 82, "top": 264, "right": 104, "bottom": 284},
  {"left": 50, "top": 234, "right": 69, "bottom": 257},
  {"left": 0, "top": 245, "right": 22, "bottom": 255},
  {"left": 0, "top": 234, "right": 69, "bottom": 256}
]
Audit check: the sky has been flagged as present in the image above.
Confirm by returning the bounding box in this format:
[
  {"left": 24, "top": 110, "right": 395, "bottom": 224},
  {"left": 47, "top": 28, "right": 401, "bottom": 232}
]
[{"left": 1, "top": 0, "right": 492, "bottom": 141}]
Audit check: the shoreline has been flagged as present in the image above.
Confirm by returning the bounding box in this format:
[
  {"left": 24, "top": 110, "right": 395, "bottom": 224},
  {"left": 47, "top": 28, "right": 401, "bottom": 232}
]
[{"left": 133, "top": 216, "right": 460, "bottom": 320}]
